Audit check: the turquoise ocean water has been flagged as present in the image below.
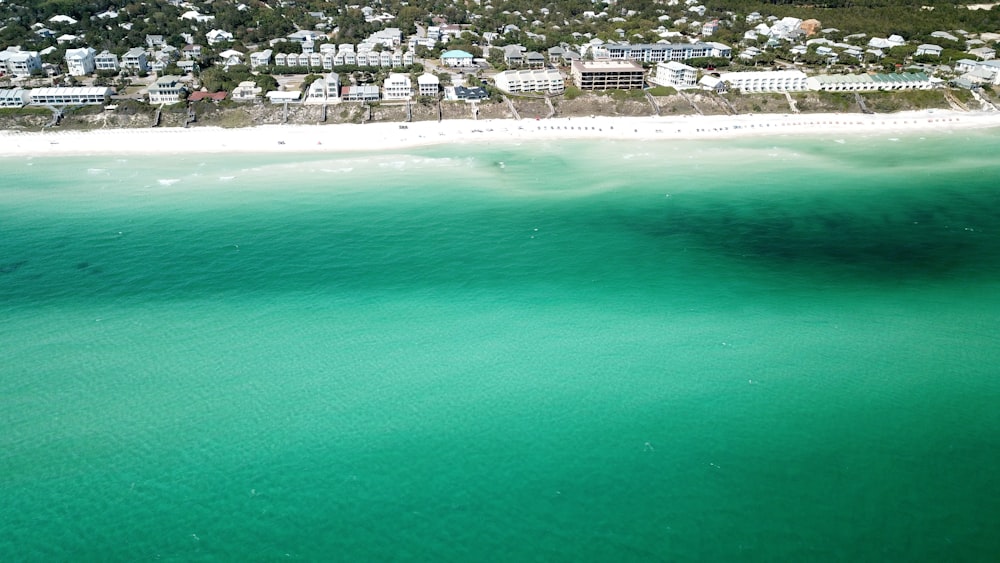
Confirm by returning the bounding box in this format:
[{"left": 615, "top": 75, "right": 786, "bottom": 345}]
[{"left": 2, "top": 131, "right": 999, "bottom": 560}]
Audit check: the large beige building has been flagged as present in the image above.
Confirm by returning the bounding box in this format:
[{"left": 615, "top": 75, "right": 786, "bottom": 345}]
[
  {"left": 493, "top": 69, "right": 565, "bottom": 94},
  {"left": 570, "top": 60, "right": 645, "bottom": 90}
]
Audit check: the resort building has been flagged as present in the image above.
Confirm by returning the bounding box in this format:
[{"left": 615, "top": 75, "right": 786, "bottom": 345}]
[
  {"left": 121, "top": 47, "right": 149, "bottom": 73},
  {"left": 0, "top": 87, "right": 30, "bottom": 107},
  {"left": 571, "top": 60, "right": 645, "bottom": 90},
  {"left": 65, "top": 47, "right": 96, "bottom": 76},
  {"left": 593, "top": 42, "right": 731, "bottom": 63},
  {"left": 94, "top": 50, "right": 119, "bottom": 72},
  {"left": 0, "top": 48, "right": 42, "bottom": 77},
  {"left": 716, "top": 70, "right": 809, "bottom": 93},
  {"left": 147, "top": 75, "right": 185, "bottom": 104},
  {"left": 493, "top": 69, "right": 565, "bottom": 94},
  {"left": 382, "top": 73, "right": 413, "bottom": 101},
  {"left": 650, "top": 61, "right": 698, "bottom": 89},
  {"left": 806, "top": 72, "right": 936, "bottom": 92},
  {"left": 440, "top": 49, "right": 474, "bottom": 67},
  {"left": 417, "top": 73, "right": 440, "bottom": 97},
  {"left": 29, "top": 86, "right": 112, "bottom": 105}
]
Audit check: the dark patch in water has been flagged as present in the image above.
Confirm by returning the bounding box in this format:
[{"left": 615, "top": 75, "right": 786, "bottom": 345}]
[
  {"left": 76, "top": 262, "right": 90, "bottom": 270},
  {"left": 1, "top": 261, "right": 27, "bottom": 274}
]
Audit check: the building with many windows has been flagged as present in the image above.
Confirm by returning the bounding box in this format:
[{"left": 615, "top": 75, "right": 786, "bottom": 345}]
[
  {"left": 571, "top": 60, "right": 644, "bottom": 90},
  {"left": 94, "top": 50, "right": 119, "bottom": 72},
  {"left": 147, "top": 75, "right": 185, "bottom": 104},
  {"left": 0, "top": 87, "right": 30, "bottom": 107},
  {"left": 122, "top": 47, "right": 149, "bottom": 73},
  {"left": 65, "top": 47, "right": 96, "bottom": 76},
  {"left": 382, "top": 73, "right": 413, "bottom": 100},
  {"left": 417, "top": 73, "right": 440, "bottom": 97},
  {"left": 29, "top": 86, "right": 112, "bottom": 105},
  {"left": 716, "top": 70, "right": 809, "bottom": 93},
  {"left": 594, "top": 42, "right": 731, "bottom": 63},
  {"left": 650, "top": 61, "right": 698, "bottom": 89},
  {"left": 0, "top": 48, "right": 42, "bottom": 77},
  {"left": 493, "top": 69, "right": 565, "bottom": 94}
]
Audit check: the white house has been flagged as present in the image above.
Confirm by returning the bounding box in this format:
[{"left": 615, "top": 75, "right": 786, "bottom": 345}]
[
  {"left": 969, "top": 47, "right": 996, "bottom": 60},
  {"left": 417, "top": 73, "right": 440, "bottom": 96},
  {"left": 715, "top": 70, "right": 809, "bottom": 93},
  {"left": 382, "top": 73, "right": 413, "bottom": 100},
  {"left": 916, "top": 44, "right": 944, "bottom": 57},
  {"left": 94, "top": 50, "right": 119, "bottom": 71},
  {"left": 0, "top": 48, "right": 42, "bottom": 78},
  {"left": 122, "top": 47, "right": 149, "bottom": 72},
  {"left": 65, "top": 47, "right": 96, "bottom": 76},
  {"left": 440, "top": 49, "right": 474, "bottom": 67},
  {"left": 49, "top": 15, "right": 79, "bottom": 25},
  {"left": 232, "top": 80, "right": 262, "bottom": 101},
  {"left": 217, "top": 49, "right": 244, "bottom": 68},
  {"left": 147, "top": 75, "right": 185, "bottom": 104},
  {"left": 206, "top": 29, "right": 234, "bottom": 45},
  {"left": 250, "top": 50, "right": 273, "bottom": 69},
  {"left": 650, "top": 61, "right": 698, "bottom": 89},
  {"left": 304, "top": 73, "right": 341, "bottom": 103}
]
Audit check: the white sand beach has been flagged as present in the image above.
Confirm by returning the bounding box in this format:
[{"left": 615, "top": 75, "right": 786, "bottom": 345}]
[{"left": 2, "top": 110, "right": 999, "bottom": 157}]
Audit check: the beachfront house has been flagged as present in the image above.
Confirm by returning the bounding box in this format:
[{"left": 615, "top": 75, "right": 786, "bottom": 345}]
[
  {"left": 382, "top": 73, "right": 413, "bottom": 101},
  {"left": 147, "top": 75, "right": 185, "bottom": 104},
  {"left": 0, "top": 87, "right": 30, "bottom": 108},
  {"left": 231, "top": 80, "right": 262, "bottom": 102},
  {"left": 304, "top": 73, "right": 341, "bottom": 103},
  {"left": 65, "top": 47, "right": 96, "bottom": 76},
  {"left": 650, "top": 61, "right": 698, "bottom": 89},
  {"left": 806, "top": 72, "right": 936, "bottom": 92},
  {"left": 493, "top": 69, "right": 565, "bottom": 94},
  {"left": 417, "top": 73, "right": 440, "bottom": 97},
  {"left": 29, "top": 86, "right": 112, "bottom": 105},
  {"left": 341, "top": 85, "right": 379, "bottom": 102},
  {"left": 440, "top": 49, "right": 474, "bottom": 67},
  {"left": 571, "top": 60, "right": 645, "bottom": 90},
  {"left": 716, "top": 70, "right": 809, "bottom": 93}
]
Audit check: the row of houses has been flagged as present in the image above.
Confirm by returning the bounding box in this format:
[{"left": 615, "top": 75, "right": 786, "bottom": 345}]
[
  {"left": 0, "top": 86, "right": 112, "bottom": 107},
  {"left": 263, "top": 49, "right": 416, "bottom": 69}
]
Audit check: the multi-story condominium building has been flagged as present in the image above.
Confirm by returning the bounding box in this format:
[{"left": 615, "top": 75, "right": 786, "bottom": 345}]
[
  {"left": 417, "top": 72, "right": 440, "bottom": 96},
  {"left": 440, "top": 49, "right": 474, "bottom": 67},
  {"left": 121, "top": 47, "right": 149, "bottom": 72},
  {"left": 571, "top": 60, "right": 645, "bottom": 90},
  {"left": 382, "top": 73, "right": 412, "bottom": 100},
  {"left": 147, "top": 75, "right": 185, "bottom": 104},
  {"left": 29, "top": 86, "right": 112, "bottom": 105},
  {"left": 493, "top": 69, "right": 565, "bottom": 94},
  {"left": 0, "top": 87, "right": 30, "bottom": 107},
  {"left": 0, "top": 48, "right": 42, "bottom": 77},
  {"left": 650, "top": 61, "right": 698, "bottom": 89},
  {"left": 65, "top": 47, "right": 96, "bottom": 76},
  {"left": 716, "top": 70, "right": 808, "bottom": 93},
  {"left": 94, "top": 50, "right": 119, "bottom": 72},
  {"left": 595, "top": 42, "right": 731, "bottom": 63},
  {"left": 806, "top": 72, "right": 935, "bottom": 92}
]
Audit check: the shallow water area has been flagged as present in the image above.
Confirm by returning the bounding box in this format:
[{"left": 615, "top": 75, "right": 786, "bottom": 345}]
[{"left": 2, "top": 132, "right": 999, "bottom": 560}]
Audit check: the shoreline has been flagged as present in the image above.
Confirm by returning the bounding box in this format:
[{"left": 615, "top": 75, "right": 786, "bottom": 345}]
[{"left": 2, "top": 110, "right": 1000, "bottom": 157}]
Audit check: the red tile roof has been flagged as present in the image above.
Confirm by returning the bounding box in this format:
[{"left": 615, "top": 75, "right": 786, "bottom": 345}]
[{"left": 189, "top": 91, "right": 228, "bottom": 101}]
